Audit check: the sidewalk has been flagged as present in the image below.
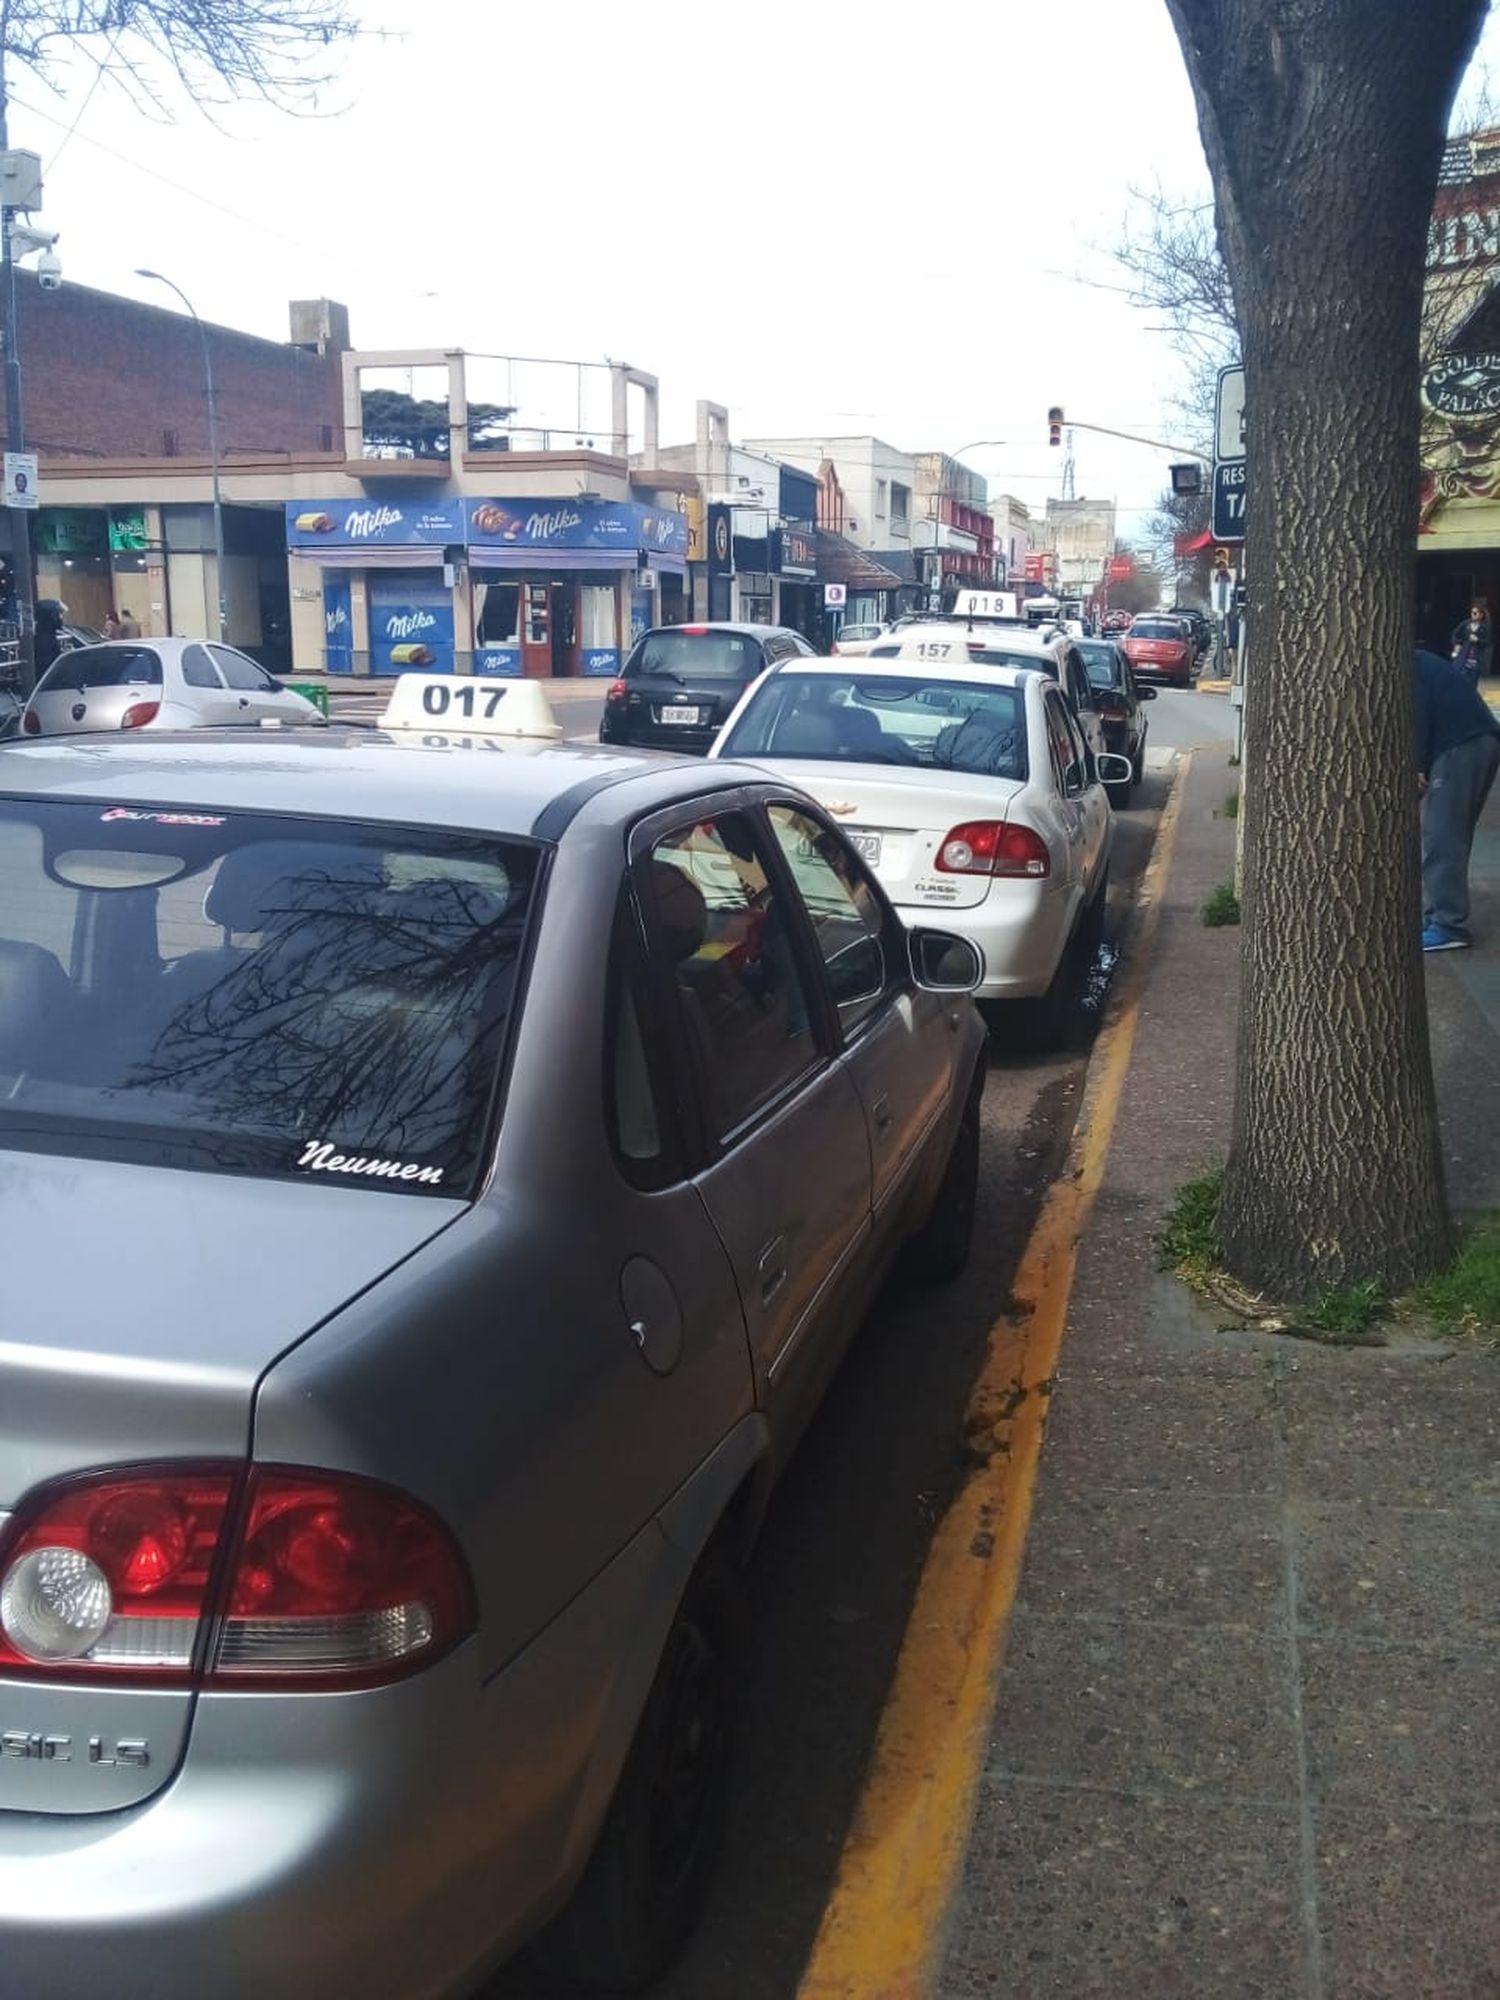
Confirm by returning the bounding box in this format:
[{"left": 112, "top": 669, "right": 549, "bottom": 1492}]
[{"left": 939, "top": 749, "right": 1500, "bottom": 1999}]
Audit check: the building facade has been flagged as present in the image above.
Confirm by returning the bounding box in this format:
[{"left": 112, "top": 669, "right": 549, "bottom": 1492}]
[{"left": 1043, "top": 497, "right": 1116, "bottom": 598}]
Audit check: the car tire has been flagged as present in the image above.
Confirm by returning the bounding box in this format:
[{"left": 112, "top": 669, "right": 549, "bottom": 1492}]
[
  {"left": 1131, "top": 744, "right": 1145, "bottom": 787},
  {"left": 1003, "top": 867, "right": 1108, "bottom": 1055},
  {"left": 901, "top": 1076, "right": 981, "bottom": 1283},
  {"left": 527, "top": 1556, "right": 741, "bottom": 1995},
  {"left": 1106, "top": 778, "right": 1133, "bottom": 810}
]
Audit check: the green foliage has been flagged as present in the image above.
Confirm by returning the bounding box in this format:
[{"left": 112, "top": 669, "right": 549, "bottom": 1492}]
[
  {"left": 1201, "top": 880, "right": 1241, "bottom": 926},
  {"left": 1222, "top": 789, "right": 1239, "bottom": 819},
  {"left": 1414, "top": 1216, "right": 1500, "bottom": 1332},
  {"left": 1158, "top": 1168, "right": 1223, "bottom": 1280},
  {"left": 1301, "top": 1277, "right": 1387, "bottom": 1337},
  {"left": 361, "top": 390, "right": 514, "bottom": 459}
]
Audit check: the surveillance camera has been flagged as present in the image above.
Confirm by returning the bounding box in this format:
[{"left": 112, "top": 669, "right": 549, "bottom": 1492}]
[{"left": 36, "top": 248, "right": 61, "bottom": 292}]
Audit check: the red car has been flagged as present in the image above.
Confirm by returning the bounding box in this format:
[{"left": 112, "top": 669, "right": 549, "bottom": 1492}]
[
  {"left": 1101, "top": 610, "right": 1132, "bottom": 634},
  {"left": 1123, "top": 615, "right": 1195, "bottom": 688}
]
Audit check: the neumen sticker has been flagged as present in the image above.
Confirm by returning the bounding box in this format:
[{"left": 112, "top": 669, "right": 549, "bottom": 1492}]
[{"left": 295, "top": 1139, "right": 445, "bottom": 1187}]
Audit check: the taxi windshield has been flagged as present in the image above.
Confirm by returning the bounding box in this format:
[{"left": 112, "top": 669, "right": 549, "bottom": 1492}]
[
  {"left": 0, "top": 801, "right": 540, "bottom": 1193},
  {"left": 720, "top": 671, "right": 1028, "bottom": 780}
]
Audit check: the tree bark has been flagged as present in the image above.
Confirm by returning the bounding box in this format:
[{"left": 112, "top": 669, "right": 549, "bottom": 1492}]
[{"left": 1164, "top": 0, "right": 1486, "bottom": 1298}]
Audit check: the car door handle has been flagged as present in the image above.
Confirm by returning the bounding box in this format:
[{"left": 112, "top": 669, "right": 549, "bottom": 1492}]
[
  {"left": 757, "top": 1236, "right": 788, "bottom": 1305},
  {"left": 872, "top": 1093, "right": 894, "bottom": 1133},
  {"left": 238, "top": 697, "right": 250, "bottom": 708}
]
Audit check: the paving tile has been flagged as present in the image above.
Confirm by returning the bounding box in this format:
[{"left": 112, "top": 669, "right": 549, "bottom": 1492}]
[
  {"left": 1292, "top": 1501, "right": 1500, "bottom": 1644},
  {"left": 1301, "top": 1638, "right": 1500, "bottom": 1821},
  {"left": 1282, "top": 1373, "right": 1500, "bottom": 1507},
  {"left": 939, "top": 1785, "right": 1306, "bottom": 1999},
  {"left": 991, "top": 1612, "right": 1298, "bottom": 1800},
  {"left": 1039, "top": 1368, "right": 1280, "bottom": 1494},
  {"left": 1018, "top": 1485, "right": 1286, "bottom": 1630},
  {"left": 1317, "top": 1809, "right": 1500, "bottom": 1999}
]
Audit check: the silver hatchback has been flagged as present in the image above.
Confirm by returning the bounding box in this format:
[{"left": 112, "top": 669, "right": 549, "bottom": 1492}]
[
  {"left": 23, "top": 637, "right": 326, "bottom": 736},
  {"left": 0, "top": 725, "right": 984, "bottom": 1997}
]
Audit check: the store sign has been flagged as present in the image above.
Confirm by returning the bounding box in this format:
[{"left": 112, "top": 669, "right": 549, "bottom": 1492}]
[
  {"left": 324, "top": 576, "right": 354, "bottom": 674},
  {"left": 36, "top": 507, "right": 108, "bottom": 556},
  {"left": 1422, "top": 353, "right": 1500, "bottom": 419},
  {"left": 286, "top": 499, "right": 465, "bottom": 547},
  {"left": 368, "top": 572, "right": 456, "bottom": 677},
  {"left": 109, "top": 508, "right": 149, "bottom": 552},
  {"left": 583, "top": 648, "right": 621, "bottom": 677},
  {"left": 467, "top": 498, "right": 687, "bottom": 555},
  {"left": 781, "top": 527, "right": 817, "bottom": 576},
  {"left": 681, "top": 494, "right": 705, "bottom": 562},
  {"left": 707, "top": 505, "right": 732, "bottom": 575},
  {"left": 475, "top": 648, "right": 522, "bottom": 678}
]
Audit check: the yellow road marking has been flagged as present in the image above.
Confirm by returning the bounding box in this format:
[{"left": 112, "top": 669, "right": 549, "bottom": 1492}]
[{"left": 796, "top": 756, "right": 1192, "bottom": 2000}]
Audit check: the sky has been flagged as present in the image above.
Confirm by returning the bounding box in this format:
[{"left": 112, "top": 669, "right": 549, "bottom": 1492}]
[{"left": 9, "top": 0, "right": 1500, "bottom": 540}]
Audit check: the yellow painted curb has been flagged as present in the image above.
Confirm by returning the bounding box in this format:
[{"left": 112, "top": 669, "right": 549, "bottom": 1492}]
[{"left": 796, "top": 756, "right": 1193, "bottom": 2000}]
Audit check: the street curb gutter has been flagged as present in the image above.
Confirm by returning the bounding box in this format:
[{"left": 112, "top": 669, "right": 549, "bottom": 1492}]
[{"left": 795, "top": 755, "right": 1193, "bottom": 2000}]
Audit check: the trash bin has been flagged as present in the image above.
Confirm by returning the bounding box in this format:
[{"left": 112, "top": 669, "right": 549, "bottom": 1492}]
[{"left": 286, "top": 680, "right": 330, "bottom": 717}]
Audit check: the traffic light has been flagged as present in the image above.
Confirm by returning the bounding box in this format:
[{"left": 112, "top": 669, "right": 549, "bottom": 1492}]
[
  {"left": 1047, "top": 406, "right": 1064, "bottom": 447},
  {"left": 1213, "top": 547, "right": 1233, "bottom": 573}
]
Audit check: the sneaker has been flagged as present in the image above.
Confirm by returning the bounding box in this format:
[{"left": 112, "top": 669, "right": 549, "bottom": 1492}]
[{"left": 1422, "top": 923, "right": 1471, "bottom": 951}]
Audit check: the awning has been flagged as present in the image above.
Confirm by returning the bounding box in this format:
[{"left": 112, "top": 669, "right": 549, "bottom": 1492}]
[
  {"left": 293, "top": 546, "right": 446, "bottom": 570},
  {"left": 469, "top": 549, "right": 635, "bottom": 575},
  {"left": 1174, "top": 529, "right": 1214, "bottom": 556}
]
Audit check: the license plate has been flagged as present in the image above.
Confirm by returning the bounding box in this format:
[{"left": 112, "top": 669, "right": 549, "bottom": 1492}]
[
  {"left": 846, "top": 830, "right": 883, "bottom": 865},
  {"left": 660, "top": 704, "right": 702, "bottom": 725}
]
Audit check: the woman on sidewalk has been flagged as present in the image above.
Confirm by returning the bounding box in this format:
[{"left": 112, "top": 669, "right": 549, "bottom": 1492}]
[
  {"left": 1451, "top": 599, "right": 1493, "bottom": 682},
  {"left": 1415, "top": 647, "right": 1500, "bottom": 950}
]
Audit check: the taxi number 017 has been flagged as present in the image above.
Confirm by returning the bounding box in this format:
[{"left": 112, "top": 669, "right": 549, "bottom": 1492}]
[{"left": 422, "top": 683, "right": 508, "bottom": 720}]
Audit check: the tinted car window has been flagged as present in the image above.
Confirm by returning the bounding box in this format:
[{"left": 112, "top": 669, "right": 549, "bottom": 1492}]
[
  {"left": 34, "top": 645, "right": 162, "bottom": 693},
  {"left": 721, "top": 671, "right": 1028, "bottom": 780},
  {"left": 0, "top": 802, "right": 538, "bottom": 1195},
  {"left": 767, "top": 806, "right": 886, "bottom": 1030},
  {"left": 1077, "top": 643, "right": 1124, "bottom": 690},
  {"left": 181, "top": 644, "right": 223, "bottom": 690},
  {"left": 648, "top": 814, "right": 819, "bottom": 1139},
  {"left": 626, "top": 630, "right": 762, "bottom": 680},
  {"left": 1129, "top": 620, "right": 1185, "bottom": 641},
  {"left": 210, "top": 645, "right": 279, "bottom": 693},
  {"left": 1044, "top": 692, "right": 1081, "bottom": 792}
]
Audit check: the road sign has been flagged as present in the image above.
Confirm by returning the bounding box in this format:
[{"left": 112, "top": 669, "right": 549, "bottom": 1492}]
[
  {"left": 1212, "top": 460, "right": 1246, "bottom": 543},
  {"left": 3, "top": 452, "right": 38, "bottom": 510},
  {"left": 823, "top": 583, "right": 847, "bottom": 608},
  {"left": 1215, "top": 366, "right": 1246, "bottom": 462}
]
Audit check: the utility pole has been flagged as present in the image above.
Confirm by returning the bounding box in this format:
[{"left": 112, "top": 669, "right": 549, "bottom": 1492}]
[
  {"left": 0, "top": 75, "right": 39, "bottom": 695},
  {"left": 136, "top": 271, "right": 227, "bottom": 640}
]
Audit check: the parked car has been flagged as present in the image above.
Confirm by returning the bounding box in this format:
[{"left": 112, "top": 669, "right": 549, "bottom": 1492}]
[
  {"left": 1101, "top": 609, "right": 1132, "bottom": 634},
  {"left": 1167, "top": 606, "right": 1212, "bottom": 658},
  {"left": 23, "top": 638, "right": 327, "bottom": 737},
  {"left": 866, "top": 620, "right": 1112, "bottom": 780},
  {"left": 1122, "top": 615, "right": 1196, "bottom": 688},
  {"left": 599, "top": 622, "right": 817, "bottom": 753},
  {"left": 1074, "top": 639, "right": 1155, "bottom": 804},
  {"left": 712, "top": 655, "right": 1131, "bottom": 1048},
  {"left": 0, "top": 714, "right": 985, "bottom": 1999},
  {"left": 831, "top": 621, "right": 887, "bottom": 657}
]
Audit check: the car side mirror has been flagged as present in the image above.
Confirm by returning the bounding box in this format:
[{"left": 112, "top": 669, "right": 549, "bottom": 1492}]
[
  {"left": 909, "top": 927, "right": 983, "bottom": 992},
  {"left": 1096, "top": 752, "right": 1134, "bottom": 786},
  {"left": 1137, "top": 686, "right": 1158, "bottom": 701}
]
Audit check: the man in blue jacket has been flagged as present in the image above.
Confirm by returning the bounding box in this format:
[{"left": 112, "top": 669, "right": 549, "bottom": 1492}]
[{"left": 1414, "top": 648, "right": 1500, "bottom": 950}]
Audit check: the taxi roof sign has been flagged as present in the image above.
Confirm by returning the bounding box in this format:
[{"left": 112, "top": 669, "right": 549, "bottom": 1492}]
[{"left": 380, "top": 674, "right": 563, "bottom": 740}]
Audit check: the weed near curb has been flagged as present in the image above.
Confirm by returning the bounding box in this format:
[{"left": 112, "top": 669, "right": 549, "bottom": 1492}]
[{"left": 1201, "top": 881, "right": 1241, "bottom": 927}]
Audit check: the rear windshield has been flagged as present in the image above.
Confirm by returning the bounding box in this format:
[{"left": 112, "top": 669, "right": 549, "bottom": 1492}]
[
  {"left": 1129, "top": 621, "right": 1184, "bottom": 641},
  {"left": 36, "top": 646, "right": 163, "bottom": 693},
  {"left": 720, "top": 671, "right": 1028, "bottom": 781},
  {"left": 0, "top": 802, "right": 540, "bottom": 1195},
  {"left": 626, "top": 630, "right": 762, "bottom": 680},
  {"left": 1077, "top": 644, "right": 1123, "bottom": 690}
]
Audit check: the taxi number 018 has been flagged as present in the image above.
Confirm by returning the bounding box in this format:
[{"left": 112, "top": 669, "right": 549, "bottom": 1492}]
[{"left": 422, "top": 683, "right": 508, "bottom": 720}]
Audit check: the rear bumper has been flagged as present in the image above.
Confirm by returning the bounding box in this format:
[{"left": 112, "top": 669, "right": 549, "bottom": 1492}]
[
  {"left": 599, "top": 712, "right": 718, "bottom": 754},
  {"left": 894, "top": 880, "right": 1074, "bottom": 1001},
  {"left": 0, "top": 1520, "right": 690, "bottom": 2000}
]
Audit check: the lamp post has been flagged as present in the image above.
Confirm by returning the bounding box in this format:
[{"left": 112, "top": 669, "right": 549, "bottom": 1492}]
[{"left": 135, "top": 269, "right": 226, "bottom": 640}]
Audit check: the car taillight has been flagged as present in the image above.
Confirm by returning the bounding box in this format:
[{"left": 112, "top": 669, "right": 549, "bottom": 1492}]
[
  {"left": 935, "top": 820, "right": 1050, "bottom": 879},
  {"left": 120, "top": 700, "right": 160, "bottom": 729},
  {"left": 0, "top": 1464, "right": 472, "bottom": 1689},
  {"left": 21, "top": 709, "right": 39, "bottom": 735},
  {"left": 606, "top": 678, "right": 627, "bottom": 702}
]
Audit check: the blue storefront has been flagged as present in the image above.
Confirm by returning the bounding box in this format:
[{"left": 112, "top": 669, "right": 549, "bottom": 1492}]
[{"left": 286, "top": 496, "right": 688, "bottom": 678}]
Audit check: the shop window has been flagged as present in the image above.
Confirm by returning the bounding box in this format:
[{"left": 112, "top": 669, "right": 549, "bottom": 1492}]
[{"left": 476, "top": 580, "right": 520, "bottom": 645}]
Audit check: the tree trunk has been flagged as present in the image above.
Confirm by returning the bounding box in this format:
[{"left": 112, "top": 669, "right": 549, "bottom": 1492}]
[{"left": 1164, "top": 0, "right": 1487, "bottom": 1299}]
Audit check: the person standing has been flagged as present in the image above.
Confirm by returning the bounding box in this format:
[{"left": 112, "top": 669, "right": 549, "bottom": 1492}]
[
  {"left": 116, "top": 608, "right": 142, "bottom": 639},
  {"left": 103, "top": 612, "right": 121, "bottom": 641},
  {"left": 32, "top": 599, "right": 65, "bottom": 679},
  {"left": 1414, "top": 647, "right": 1500, "bottom": 950},
  {"left": 1451, "top": 599, "right": 1493, "bottom": 682}
]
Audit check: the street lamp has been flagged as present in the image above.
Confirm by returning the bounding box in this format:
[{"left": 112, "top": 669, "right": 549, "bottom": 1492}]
[{"left": 135, "top": 268, "right": 226, "bottom": 641}]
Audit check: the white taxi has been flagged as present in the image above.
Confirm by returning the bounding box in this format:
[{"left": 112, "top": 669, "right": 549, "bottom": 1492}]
[{"left": 712, "top": 656, "right": 1130, "bottom": 1048}]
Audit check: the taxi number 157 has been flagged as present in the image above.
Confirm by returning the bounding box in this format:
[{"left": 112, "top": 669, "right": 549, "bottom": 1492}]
[
  {"left": 422, "top": 684, "right": 508, "bottom": 719},
  {"left": 913, "top": 641, "right": 952, "bottom": 659}
]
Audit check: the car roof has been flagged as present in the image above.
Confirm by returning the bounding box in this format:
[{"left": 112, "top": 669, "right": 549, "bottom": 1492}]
[
  {"left": 760, "top": 655, "right": 1042, "bottom": 694},
  {"left": 0, "top": 728, "right": 778, "bottom": 841},
  {"left": 872, "top": 622, "right": 1064, "bottom": 656},
  {"left": 639, "top": 621, "right": 795, "bottom": 639},
  {"left": 52, "top": 636, "right": 247, "bottom": 659}
]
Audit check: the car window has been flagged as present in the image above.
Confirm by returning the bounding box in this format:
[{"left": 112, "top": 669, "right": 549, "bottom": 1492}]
[
  {"left": 605, "top": 892, "right": 679, "bottom": 1185},
  {"left": 1061, "top": 703, "right": 1091, "bottom": 780},
  {"left": 626, "top": 629, "right": 762, "bottom": 680},
  {"left": 1078, "top": 644, "right": 1122, "bottom": 691},
  {"left": 1043, "top": 692, "right": 1081, "bottom": 794},
  {"left": 0, "top": 801, "right": 539, "bottom": 1196},
  {"left": 767, "top": 806, "right": 887, "bottom": 1033},
  {"left": 181, "top": 644, "right": 223, "bottom": 690},
  {"left": 1129, "top": 620, "right": 1183, "bottom": 641},
  {"left": 209, "top": 645, "right": 279, "bottom": 693},
  {"left": 646, "top": 813, "right": 820, "bottom": 1140},
  {"left": 34, "top": 646, "right": 163, "bottom": 694},
  {"left": 721, "top": 670, "right": 1028, "bottom": 781}
]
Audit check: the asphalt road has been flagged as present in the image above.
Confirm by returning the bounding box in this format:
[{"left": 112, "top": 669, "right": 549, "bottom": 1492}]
[{"left": 482, "top": 770, "right": 1173, "bottom": 2000}]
